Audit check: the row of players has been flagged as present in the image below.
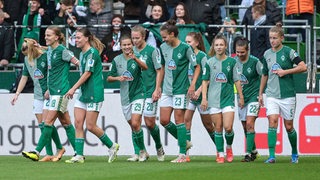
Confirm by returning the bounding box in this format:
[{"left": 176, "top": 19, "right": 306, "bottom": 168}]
[{"left": 12, "top": 19, "right": 306, "bottom": 164}]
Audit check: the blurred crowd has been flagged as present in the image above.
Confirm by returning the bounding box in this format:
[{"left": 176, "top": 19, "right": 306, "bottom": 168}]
[{"left": 0, "top": 0, "right": 317, "bottom": 67}]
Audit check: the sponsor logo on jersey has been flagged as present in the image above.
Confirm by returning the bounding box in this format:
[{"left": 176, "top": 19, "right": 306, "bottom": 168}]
[
  {"left": 122, "top": 70, "right": 134, "bottom": 81},
  {"left": 271, "top": 63, "right": 282, "bottom": 73},
  {"left": 188, "top": 68, "right": 194, "bottom": 79},
  {"left": 215, "top": 72, "right": 227, "bottom": 83},
  {"left": 240, "top": 74, "right": 248, "bottom": 85},
  {"left": 168, "top": 59, "right": 176, "bottom": 70},
  {"left": 34, "top": 69, "right": 44, "bottom": 79}
]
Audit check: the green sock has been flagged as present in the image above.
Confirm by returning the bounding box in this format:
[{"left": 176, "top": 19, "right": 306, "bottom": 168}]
[
  {"left": 64, "top": 124, "right": 76, "bottom": 150},
  {"left": 132, "top": 132, "right": 140, "bottom": 155},
  {"left": 39, "top": 122, "right": 54, "bottom": 156},
  {"left": 268, "top": 127, "right": 277, "bottom": 158},
  {"left": 225, "top": 130, "right": 234, "bottom": 146},
  {"left": 149, "top": 125, "right": 162, "bottom": 149},
  {"left": 99, "top": 134, "right": 113, "bottom": 148},
  {"left": 177, "top": 123, "right": 187, "bottom": 154},
  {"left": 51, "top": 125, "right": 63, "bottom": 149},
  {"left": 287, "top": 128, "right": 298, "bottom": 154},
  {"left": 36, "top": 125, "right": 53, "bottom": 153},
  {"left": 75, "top": 138, "right": 84, "bottom": 156},
  {"left": 134, "top": 129, "right": 146, "bottom": 151},
  {"left": 208, "top": 131, "right": 215, "bottom": 145},
  {"left": 215, "top": 132, "right": 224, "bottom": 153},
  {"left": 246, "top": 131, "right": 255, "bottom": 154},
  {"left": 186, "top": 129, "right": 191, "bottom": 142},
  {"left": 164, "top": 121, "right": 177, "bottom": 139}
]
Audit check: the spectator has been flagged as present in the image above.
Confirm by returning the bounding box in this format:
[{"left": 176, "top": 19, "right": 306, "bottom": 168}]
[
  {"left": 63, "top": 13, "right": 82, "bottom": 59},
  {"left": 120, "top": 0, "right": 142, "bottom": 22},
  {"left": 3, "top": 0, "right": 28, "bottom": 25},
  {"left": 171, "top": 2, "right": 194, "bottom": 24},
  {"left": 239, "top": 0, "right": 254, "bottom": 22},
  {"left": 53, "top": 0, "right": 75, "bottom": 25},
  {"left": 0, "top": 9, "right": 14, "bottom": 66},
  {"left": 101, "top": 14, "right": 131, "bottom": 63},
  {"left": 86, "top": 0, "right": 113, "bottom": 40},
  {"left": 219, "top": 17, "right": 242, "bottom": 56},
  {"left": 286, "top": 0, "right": 314, "bottom": 42},
  {"left": 16, "top": 0, "right": 52, "bottom": 63},
  {"left": 166, "top": 0, "right": 180, "bottom": 17},
  {"left": 242, "top": 0, "right": 281, "bottom": 26},
  {"left": 183, "top": 0, "right": 222, "bottom": 43},
  {"left": 143, "top": 3, "right": 168, "bottom": 47},
  {"left": 0, "top": 0, "right": 10, "bottom": 22},
  {"left": 249, "top": 4, "right": 271, "bottom": 60},
  {"left": 140, "top": 0, "right": 169, "bottom": 23}
]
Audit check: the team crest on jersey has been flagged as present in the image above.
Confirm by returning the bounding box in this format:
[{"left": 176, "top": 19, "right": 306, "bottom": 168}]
[
  {"left": 122, "top": 70, "right": 134, "bottom": 81},
  {"left": 131, "top": 63, "right": 136, "bottom": 69},
  {"left": 41, "top": 62, "right": 46, "bottom": 68},
  {"left": 215, "top": 72, "right": 227, "bottom": 83},
  {"left": 271, "top": 63, "right": 282, "bottom": 73},
  {"left": 34, "top": 69, "right": 44, "bottom": 79},
  {"left": 247, "top": 67, "right": 252, "bottom": 74},
  {"left": 177, "top": 53, "right": 182, "bottom": 59},
  {"left": 88, "top": 59, "right": 94, "bottom": 67},
  {"left": 226, "top": 65, "right": 231, "bottom": 72},
  {"left": 281, "top": 55, "right": 285, "bottom": 61},
  {"left": 240, "top": 74, "right": 248, "bottom": 85},
  {"left": 168, "top": 59, "right": 176, "bottom": 70}
]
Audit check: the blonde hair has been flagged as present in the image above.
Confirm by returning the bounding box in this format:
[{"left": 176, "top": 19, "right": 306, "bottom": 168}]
[{"left": 22, "top": 38, "right": 47, "bottom": 63}]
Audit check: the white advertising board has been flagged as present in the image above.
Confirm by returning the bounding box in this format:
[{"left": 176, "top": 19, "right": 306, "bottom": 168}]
[{"left": 0, "top": 94, "right": 319, "bottom": 156}]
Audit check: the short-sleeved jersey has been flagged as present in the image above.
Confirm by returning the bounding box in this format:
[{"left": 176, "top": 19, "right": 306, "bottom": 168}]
[
  {"left": 78, "top": 47, "right": 104, "bottom": 103},
  {"left": 47, "top": 44, "right": 74, "bottom": 95},
  {"left": 203, "top": 56, "right": 240, "bottom": 109},
  {"left": 109, "top": 54, "right": 145, "bottom": 106},
  {"left": 22, "top": 52, "right": 48, "bottom": 100},
  {"left": 262, "top": 46, "right": 300, "bottom": 98},
  {"left": 188, "top": 50, "right": 208, "bottom": 105},
  {"left": 160, "top": 41, "right": 197, "bottom": 95},
  {"left": 235, "top": 55, "right": 262, "bottom": 105},
  {"left": 134, "top": 44, "right": 161, "bottom": 98}
]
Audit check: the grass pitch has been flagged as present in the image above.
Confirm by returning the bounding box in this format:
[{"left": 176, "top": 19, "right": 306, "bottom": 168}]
[{"left": 0, "top": 155, "right": 319, "bottom": 180}]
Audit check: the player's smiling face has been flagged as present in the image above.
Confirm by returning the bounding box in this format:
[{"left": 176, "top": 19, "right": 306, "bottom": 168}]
[
  {"left": 120, "top": 38, "right": 133, "bottom": 55},
  {"left": 160, "top": 30, "right": 175, "bottom": 46},
  {"left": 45, "top": 29, "right": 59, "bottom": 47},
  {"left": 236, "top": 46, "right": 248, "bottom": 61},
  {"left": 131, "top": 31, "right": 144, "bottom": 48},
  {"left": 75, "top": 31, "right": 88, "bottom": 49}
]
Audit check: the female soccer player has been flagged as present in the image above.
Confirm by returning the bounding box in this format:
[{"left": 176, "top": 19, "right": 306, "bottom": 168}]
[
  {"left": 107, "top": 35, "right": 149, "bottom": 162},
  {"left": 22, "top": 26, "right": 79, "bottom": 161},
  {"left": 184, "top": 32, "right": 216, "bottom": 162},
  {"left": 64, "top": 28, "right": 119, "bottom": 163},
  {"left": 259, "top": 25, "right": 307, "bottom": 164},
  {"left": 159, "top": 20, "right": 198, "bottom": 163},
  {"left": 131, "top": 25, "right": 165, "bottom": 161},
  {"left": 201, "top": 34, "right": 244, "bottom": 164},
  {"left": 11, "top": 32, "right": 64, "bottom": 162},
  {"left": 234, "top": 37, "right": 262, "bottom": 162}
]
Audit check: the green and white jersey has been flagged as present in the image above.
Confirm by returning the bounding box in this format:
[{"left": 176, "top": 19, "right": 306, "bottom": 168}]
[
  {"left": 188, "top": 50, "right": 208, "bottom": 105},
  {"left": 78, "top": 47, "right": 104, "bottom": 103},
  {"left": 203, "top": 56, "right": 240, "bottom": 109},
  {"left": 160, "top": 41, "right": 197, "bottom": 95},
  {"left": 22, "top": 53, "right": 48, "bottom": 100},
  {"left": 109, "top": 54, "right": 145, "bottom": 106},
  {"left": 235, "top": 55, "right": 262, "bottom": 105},
  {"left": 134, "top": 44, "right": 161, "bottom": 98},
  {"left": 47, "top": 44, "right": 74, "bottom": 95},
  {"left": 262, "top": 46, "right": 299, "bottom": 98}
]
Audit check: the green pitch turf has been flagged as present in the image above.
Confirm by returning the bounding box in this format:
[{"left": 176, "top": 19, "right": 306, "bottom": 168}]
[{"left": 0, "top": 155, "right": 319, "bottom": 179}]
